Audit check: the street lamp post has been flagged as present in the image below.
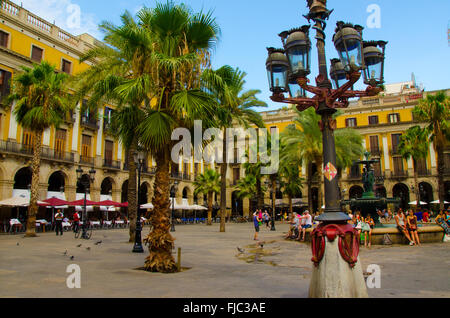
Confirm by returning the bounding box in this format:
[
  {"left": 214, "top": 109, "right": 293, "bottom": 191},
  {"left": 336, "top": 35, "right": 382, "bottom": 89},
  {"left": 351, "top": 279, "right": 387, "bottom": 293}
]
[
  {"left": 76, "top": 166, "right": 96, "bottom": 240},
  {"left": 265, "top": 0, "right": 387, "bottom": 298},
  {"left": 170, "top": 180, "right": 179, "bottom": 232},
  {"left": 133, "top": 152, "right": 145, "bottom": 253}
]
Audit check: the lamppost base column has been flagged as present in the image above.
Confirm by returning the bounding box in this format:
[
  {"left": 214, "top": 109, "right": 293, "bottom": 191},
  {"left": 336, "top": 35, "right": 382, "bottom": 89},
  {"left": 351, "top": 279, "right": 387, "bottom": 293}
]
[
  {"left": 132, "top": 244, "right": 144, "bottom": 253},
  {"left": 309, "top": 236, "right": 368, "bottom": 298},
  {"left": 170, "top": 224, "right": 176, "bottom": 232},
  {"left": 270, "top": 220, "right": 276, "bottom": 231}
]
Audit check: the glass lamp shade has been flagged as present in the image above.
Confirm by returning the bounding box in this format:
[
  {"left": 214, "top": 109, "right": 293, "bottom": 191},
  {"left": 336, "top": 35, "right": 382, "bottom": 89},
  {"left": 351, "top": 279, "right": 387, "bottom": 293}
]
[
  {"left": 76, "top": 166, "right": 83, "bottom": 180},
  {"left": 266, "top": 48, "right": 289, "bottom": 93},
  {"left": 363, "top": 41, "right": 387, "bottom": 86},
  {"left": 333, "top": 22, "right": 364, "bottom": 72},
  {"left": 330, "top": 58, "right": 347, "bottom": 89},
  {"left": 288, "top": 75, "right": 306, "bottom": 98},
  {"left": 284, "top": 28, "right": 311, "bottom": 78},
  {"left": 89, "top": 168, "right": 96, "bottom": 183}
]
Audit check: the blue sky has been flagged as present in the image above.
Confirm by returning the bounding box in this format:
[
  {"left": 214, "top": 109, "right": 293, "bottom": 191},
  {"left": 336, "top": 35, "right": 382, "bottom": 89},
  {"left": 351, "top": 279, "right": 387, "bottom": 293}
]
[{"left": 14, "top": 0, "right": 450, "bottom": 110}]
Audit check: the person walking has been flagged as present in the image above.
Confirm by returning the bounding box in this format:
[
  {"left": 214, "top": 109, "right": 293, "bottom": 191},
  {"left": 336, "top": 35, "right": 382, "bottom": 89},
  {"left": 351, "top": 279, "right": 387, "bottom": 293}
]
[
  {"left": 263, "top": 210, "right": 270, "bottom": 229},
  {"left": 55, "top": 209, "right": 64, "bottom": 236},
  {"left": 363, "top": 215, "right": 375, "bottom": 248},
  {"left": 72, "top": 211, "right": 80, "bottom": 233},
  {"left": 253, "top": 211, "right": 262, "bottom": 241}
]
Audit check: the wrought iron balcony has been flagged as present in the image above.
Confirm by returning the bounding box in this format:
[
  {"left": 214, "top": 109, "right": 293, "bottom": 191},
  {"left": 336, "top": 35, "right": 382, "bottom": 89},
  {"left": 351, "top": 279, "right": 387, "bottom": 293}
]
[
  {"left": 389, "top": 147, "right": 401, "bottom": 156},
  {"left": 369, "top": 148, "right": 382, "bottom": 157},
  {"left": 80, "top": 115, "right": 98, "bottom": 130},
  {"left": 0, "top": 140, "right": 75, "bottom": 163},
  {"left": 170, "top": 171, "right": 183, "bottom": 179},
  {"left": 417, "top": 169, "right": 431, "bottom": 177},
  {"left": 103, "top": 159, "right": 121, "bottom": 170},
  {"left": 79, "top": 155, "right": 95, "bottom": 166},
  {"left": 391, "top": 170, "right": 408, "bottom": 178}
]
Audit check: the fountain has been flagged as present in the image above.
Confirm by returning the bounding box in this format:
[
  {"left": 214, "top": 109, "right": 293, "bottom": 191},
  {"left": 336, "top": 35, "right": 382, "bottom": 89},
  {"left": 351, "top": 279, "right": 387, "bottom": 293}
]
[{"left": 342, "top": 152, "right": 400, "bottom": 223}]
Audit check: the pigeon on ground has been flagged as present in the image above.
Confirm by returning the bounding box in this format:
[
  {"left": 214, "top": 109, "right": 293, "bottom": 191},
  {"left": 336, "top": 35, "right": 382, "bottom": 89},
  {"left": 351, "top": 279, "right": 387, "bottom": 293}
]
[
  {"left": 16, "top": 243, "right": 19, "bottom": 246},
  {"left": 76, "top": 244, "right": 82, "bottom": 247},
  {"left": 94, "top": 240, "right": 102, "bottom": 245},
  {"left": 86, "top": 247, "right": 91, "bottom": 251},
  {"left": 237, "top": 247, "right": 245, "bottom": 253},
  {"left": 70, "top": 256, "right": 74, "bottom": 260},
  {"left": 63, "top": 250, "right": 67, "bottom": 256},
  {"left": 259, "top": 242, "right": 264, "bottom": 249}
]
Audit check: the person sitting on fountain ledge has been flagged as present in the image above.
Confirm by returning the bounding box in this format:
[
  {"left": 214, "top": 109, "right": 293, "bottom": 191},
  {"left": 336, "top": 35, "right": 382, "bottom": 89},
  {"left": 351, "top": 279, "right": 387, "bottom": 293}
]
[{"left": 394, "top": 209, "right": 415, "bottom": 246}]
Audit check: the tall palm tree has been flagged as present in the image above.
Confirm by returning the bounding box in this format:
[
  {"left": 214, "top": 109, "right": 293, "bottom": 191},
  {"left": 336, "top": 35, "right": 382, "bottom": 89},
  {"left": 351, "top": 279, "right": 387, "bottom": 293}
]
[
  {"left": 202, "top": 66, "right": 266, "bottom": 232},
  {"left": 398, "top": 126, "right": 430, "bottom": 209},
  {"left": 280, "top": 107, "right": 364, "bottom": 213},
  {"left": 7, "top": 62, "right": 70, "bottom": 237},
  {"left": 235, "top": 174, "right": 257, "bottom": 205},
  {"left": 279, "top": 164, "right": 304, "bottom": 214},
  {"left": 73, "top": 11, "right": 153, "bottom": 243},
  {"left": 413, "top": 91, "right": 450, "bottom": 211},
  {"left": 133, "top": 2, "right": 220, "bottom": 272},
  {"left": 193, "top": 169, "right": 220, "bottom": 225}
]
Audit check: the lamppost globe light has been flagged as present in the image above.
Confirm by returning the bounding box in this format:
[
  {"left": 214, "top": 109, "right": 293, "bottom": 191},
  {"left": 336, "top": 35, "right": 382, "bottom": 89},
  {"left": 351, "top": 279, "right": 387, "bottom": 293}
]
[
  {"left": 362, "top": 41, "right": 388, "bottom": 87},
  {"left": 266, "top": 47, "right": 290, "bottom": 93},
  {"left": 332, "top": 22, "right": 365, "bottom": 73},
  {"left": 76, "top": 166, "right": 83, "bottom": 180},
  {"left": 89, "top": 168, "right": 96, "bottom": 183},
  {"left": 288, "top": 74, "right": 306, "bottom": 98},
  {"left": 281, "top": 26, "right": 311, "bottom": 79},
  {"left": 330, "top": 58, "right": 347, "bottom": 89}
]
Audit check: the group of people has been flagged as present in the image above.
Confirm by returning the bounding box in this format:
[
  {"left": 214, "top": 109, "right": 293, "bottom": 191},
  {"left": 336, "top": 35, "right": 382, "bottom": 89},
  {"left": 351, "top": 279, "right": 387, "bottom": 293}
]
[
  {"left": 284, "top": 210, "right": 313, "bottom": 242},
  {"left": 348, "top": 211, "right": 375, "bottom": 247}
]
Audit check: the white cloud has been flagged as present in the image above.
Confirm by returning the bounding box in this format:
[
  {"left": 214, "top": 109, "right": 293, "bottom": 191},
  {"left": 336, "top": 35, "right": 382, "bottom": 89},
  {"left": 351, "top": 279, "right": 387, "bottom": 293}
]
[{"left": 10, "top": 0, "right": 101, "bottom": 39}]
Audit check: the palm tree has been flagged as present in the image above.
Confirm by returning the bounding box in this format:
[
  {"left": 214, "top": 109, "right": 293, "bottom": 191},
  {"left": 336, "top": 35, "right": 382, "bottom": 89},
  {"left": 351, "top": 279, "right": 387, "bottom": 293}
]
[
  {"left": 73, "top": 11, "right": 152, "bottom": 243},
  {"left": 413, "top": 91, "right": 450, "bottom": 211},
  {"left": 235, "top": 174, "right": 258, "bottom": 206},
  {"left": 193, "top": 169, "right": 220, "bottom": 225},
  {"left": 279, "top": 164, "right": 304, "bottom": 214},
  {"left": 280, "top": 107, "right": 364, "bottom": 213},
  {"left": 398, "top": 126, "right": 430, "bottom": 210},
  {"left": 133, "top": 2, "right": 220, "bottom": 272},
  {"left": 202, "top": 65, "right": 266, "bottom": 232},
  {"left": 7, "top": 62, "right": 70, "bottom": 237}
]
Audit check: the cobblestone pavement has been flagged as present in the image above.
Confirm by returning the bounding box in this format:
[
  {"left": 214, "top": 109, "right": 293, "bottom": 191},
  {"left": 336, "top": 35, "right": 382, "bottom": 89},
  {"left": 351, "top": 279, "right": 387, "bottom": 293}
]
[{"left": 0, "top": 223, "right": 448, "bottom": 298}]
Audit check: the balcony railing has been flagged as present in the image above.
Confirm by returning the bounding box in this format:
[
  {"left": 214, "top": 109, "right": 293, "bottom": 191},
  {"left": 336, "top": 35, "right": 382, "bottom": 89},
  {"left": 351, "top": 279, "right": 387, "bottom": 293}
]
[
  {"left": 79, "top": 155, "right": 95, "bottom": 166},
  {"left": 417, "top": 169, "right": 431, "bottom": 177},
  {"left": 390, "top": 148, "right": 401, "bottom": 156},
  {"left": 347, "top": 173, "right": 362, "bottom": 181},
  {"left": 103, "top": 159, "right": 121, "bottom": 170},
  {"left": 171, "top": 171, "right": 183, "bottom": 179},
  {"left": 142, "top": 166, "right": 156, "bottom": 175},
  {"left": 391, "top": 170, "right": 408, "bottom": 178},
  {"left": 80, "top": 115, "right": 98, "bottom": 130},
  {"left": 369, "top": 148, "right": 382, "bottom": 157},
  {"left": 182, "top": 173, "right": 191, "bottom": 181},
  {"left": 0, "top": 140, "right": 75, "bottom": 163}
]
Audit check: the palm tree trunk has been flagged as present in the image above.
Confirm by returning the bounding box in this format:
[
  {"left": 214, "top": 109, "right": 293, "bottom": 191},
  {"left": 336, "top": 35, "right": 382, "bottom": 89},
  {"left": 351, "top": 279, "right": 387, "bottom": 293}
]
[
  {"left": 127, "top": 142, "right": 138, "bottom": 243},
  {"left": 144, "top": 146, "right": 177, "bottom": 273},
  {"left": 207, "top": 192, "right": 213, "bottom": 226},
  {"left": 413, "top": 159, "right": 420, "bottom": 212},
  {"left": 436, "top": 145, "right": 445, "bottom": 212},
  {"left": 25, "top": 129, "right": 43, "bottom": 237},
  {"left": 271, "top": 176, "right": 276, "bottom": 221},
  {"left": 289, "top": 195, "right": 293, "bottom": 214},
  {"left": 256, "top": 177, "right": 264, "bottom": 209},
  {"left": 307, "top": 162, "right": 313, "bottom": 213},
  {"left": 219, "top": 128, "right": 227, "bottom": 232}
]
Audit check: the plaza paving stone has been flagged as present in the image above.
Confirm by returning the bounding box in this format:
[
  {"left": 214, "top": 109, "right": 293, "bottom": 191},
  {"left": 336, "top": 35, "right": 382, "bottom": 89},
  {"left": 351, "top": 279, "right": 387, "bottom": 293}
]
[{"left": 0, "top": 223, "right": 448, "bottom": 298}]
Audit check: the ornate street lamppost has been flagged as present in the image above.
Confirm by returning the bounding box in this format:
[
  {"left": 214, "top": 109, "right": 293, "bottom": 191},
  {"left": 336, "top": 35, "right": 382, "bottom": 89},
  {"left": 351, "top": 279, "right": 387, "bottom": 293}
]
[
  {"left": 170, "top": 180, "right": 179, "bottom": 232},
  {"left": 265, "top": 0, "right": 387, "bottom": 298},
  {"left": 133, "top": 151, "right": 145, "bottom": 253},
  {"left": 76, "top": 166, "right": 96, "bottom": 240}
]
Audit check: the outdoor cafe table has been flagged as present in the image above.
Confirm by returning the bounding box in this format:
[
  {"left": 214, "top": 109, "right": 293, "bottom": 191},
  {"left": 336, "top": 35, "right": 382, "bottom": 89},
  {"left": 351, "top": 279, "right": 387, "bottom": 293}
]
[{"left": 36, "top": 219, "right": 48, "bottom": 232}]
